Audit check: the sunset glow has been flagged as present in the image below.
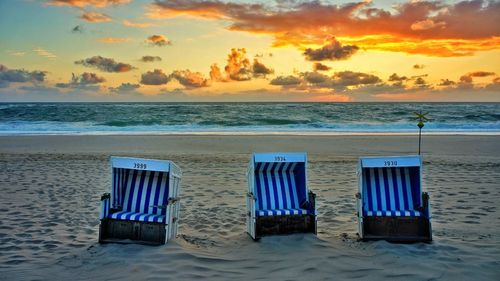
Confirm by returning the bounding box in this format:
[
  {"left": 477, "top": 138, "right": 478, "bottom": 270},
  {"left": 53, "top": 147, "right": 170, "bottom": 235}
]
[{"left": 0, "top": 0, "right": 499, "bottom": 101}]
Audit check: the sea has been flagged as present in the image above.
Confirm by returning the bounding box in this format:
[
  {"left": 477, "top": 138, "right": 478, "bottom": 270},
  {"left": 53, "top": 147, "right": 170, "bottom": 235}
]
[{"left": 0, "top": 102, "right": 499, "bottom": 135}]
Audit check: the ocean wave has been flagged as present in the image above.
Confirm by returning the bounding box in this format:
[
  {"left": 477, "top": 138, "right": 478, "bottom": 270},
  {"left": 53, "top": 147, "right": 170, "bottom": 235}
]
[{"left": 0, "top": 102, "right": 499, "bottom": 135}]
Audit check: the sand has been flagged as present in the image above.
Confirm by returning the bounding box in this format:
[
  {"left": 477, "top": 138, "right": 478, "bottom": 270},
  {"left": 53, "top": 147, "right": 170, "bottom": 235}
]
[{"left": 0, "top": 135, "right": 499, "bottom": 280}]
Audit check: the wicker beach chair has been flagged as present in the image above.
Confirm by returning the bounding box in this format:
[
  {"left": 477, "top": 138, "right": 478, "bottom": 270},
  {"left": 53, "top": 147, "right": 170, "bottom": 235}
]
[
  {"left": 356, "top": 155, "right": 432, "bottom": 242},
  {"left": 246, "top": 152, "right": 317, "bottom": 239},
  {"left": 99, "top": 157, "right": 182, "bottom": 245}
]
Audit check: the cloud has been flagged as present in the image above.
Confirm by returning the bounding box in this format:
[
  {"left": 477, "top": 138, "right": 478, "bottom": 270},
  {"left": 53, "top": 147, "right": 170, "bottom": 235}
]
[
  {"left": 467, "top": 71, "right": 496, "bottom": 77},
  {"left": 438, "top": 79, "right": 456, "bottom": 86},
  {"left": 72, "top": 25, "right": 83, "bottom": 33},
  {"left": 33, "top": 47, "right": 57, "bottom": 59},
  {"left": 388, "top": 73, "right": 408, "bottom": 82},
  {"left": 147, "top": 35, "right": 171, "bottom": 46},
  {"left": 141, "top": 55, "right": 162, "bottom": 62},
  {"left": 456, "top": 71, "right": 496, "bottom": 88},
  {"left": 209, "top": 64, "right": 224, "bottom": 81},
  {"left": 413, "top": 64, "right": 425, "bottom": 69},
  {"left": 313, "top": 62, "right": 331, "bottom": 71},
  {"left": 484, "top": 77, "right": 500, "bottom": 91},
  {"left": 252, "top": 59, "right": 273, "bottom": 77},
  {"left": 109, "top": 83, "right": 140, "bottom": 93},
  {"left": 459, "top": 75, "right": 473, "bottom": 84},
  {"left": 210, "top": 48, "right": 274, "bottom": 82},
  {"left": 224, "top": 48, "right": 251, "bottom": 81},
  {"left": 47, "top": 0, "right": 130, "bottom": 8},
  {"left": 0, "top": 64, "right": 47, "bottom": 87},
  {"left": 270, "top": 70, "right": 382, "bottom": 92},
  {"left": 270, "top": 75, "right": 302, "bottom": 86},
  {"left": 140, "top": 69, "right": 170, "bottom": 85},
  {"left": 80, "top": 11, "right": 112, "bottom": 23},
  {"left": 123, "top": 20, "right": 153, "bottom": 28},
  {"left": 7, "top": 51, "right": 26, "bottom": 57},
  {"left": 302, "top": 71, "right": 330, "bottom": 85},
  {"left": 148, "top": 0, "right": 500, "bottom": 57},
  {"left": 96, "top": 37, "right": 131, "bottom": 44},
  {"left": 170, "top": 70, "right": 209, "bottom": 88},
  {"left": 414, "top": 77, "right": 429, "bottom": 88},
  {"left": 75, "top": 56, "right": 134, "bottom": 72},
  {"left": 410, "top": 19, "right": 446, "bottom": 31},
  {"left": 303, "top": 39, "right": 359, "bottom": 61},
  {"left": 56, "top": 72, "right": 105, "bottom": 88},
  {"left": 331, "top": 71, "right": 382, "bottom": 89}
]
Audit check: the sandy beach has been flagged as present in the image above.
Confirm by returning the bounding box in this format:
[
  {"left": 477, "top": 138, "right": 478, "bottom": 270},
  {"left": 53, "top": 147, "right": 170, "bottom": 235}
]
[{"left": 0, "top": 135, "right": 499, "bottom": 280}]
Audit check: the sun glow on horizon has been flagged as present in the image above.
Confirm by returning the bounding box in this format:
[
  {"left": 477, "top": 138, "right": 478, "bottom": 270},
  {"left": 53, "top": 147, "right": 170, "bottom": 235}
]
[{"left": 0, "top": 0, "right": 499, "bottom": 102}]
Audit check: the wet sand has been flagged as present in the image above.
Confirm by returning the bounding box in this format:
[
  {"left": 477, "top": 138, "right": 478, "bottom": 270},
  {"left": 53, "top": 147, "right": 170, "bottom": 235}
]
[{"left": 0, "top": 135, "right": 499, "bottom": 280}]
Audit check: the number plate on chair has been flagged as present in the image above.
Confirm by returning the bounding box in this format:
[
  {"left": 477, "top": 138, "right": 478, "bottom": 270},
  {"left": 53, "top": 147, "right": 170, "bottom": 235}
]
[
  {"left": 274, "top": 156, "right": 287, "bottom": 161},
  {"left": 384, "top": 160, "right": 398, "bottom": 167},
  {"left": 134, "top": 163, "right": 147, "bottom": 169}
]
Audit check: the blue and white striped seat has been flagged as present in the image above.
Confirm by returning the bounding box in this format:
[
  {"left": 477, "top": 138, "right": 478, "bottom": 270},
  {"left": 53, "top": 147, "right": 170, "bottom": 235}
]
[
  {"left": 108, "top": 168, "right": 170, "bottom": 224},
  {"left": 362, "top": 167, "right": 422, "bottom": 217},
  {"left": 254, "top": 162, "right": 309, "bottom": 217}
]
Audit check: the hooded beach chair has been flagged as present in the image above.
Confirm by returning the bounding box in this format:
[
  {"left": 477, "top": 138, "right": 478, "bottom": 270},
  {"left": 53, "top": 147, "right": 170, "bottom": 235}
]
[
  {"left": 246, "top": 152, "right": 317, "bottom": 239},
  {"left": 356, "top": 155, "right": 432, "bottom": 242},
  {"left": 99, "top": 157, "right": 182, "bottom": 245}
]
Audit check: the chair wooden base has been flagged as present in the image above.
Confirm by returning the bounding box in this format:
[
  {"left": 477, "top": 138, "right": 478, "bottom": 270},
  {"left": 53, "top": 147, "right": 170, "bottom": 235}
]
[
  {"left": 254, "top": 214, "right": 317, "bottom": 239},
  {"left": 99, "top": 219, "right": 166, "bottom": 245},
  {"left": 361, "top": 216, "right": 432, "bottom": 242}
]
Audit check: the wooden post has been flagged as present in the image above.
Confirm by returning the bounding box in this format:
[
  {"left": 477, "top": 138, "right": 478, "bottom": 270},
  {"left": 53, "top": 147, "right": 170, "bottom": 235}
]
[{"left": 414, "top": 111, "right": 428, "bottom": 155}]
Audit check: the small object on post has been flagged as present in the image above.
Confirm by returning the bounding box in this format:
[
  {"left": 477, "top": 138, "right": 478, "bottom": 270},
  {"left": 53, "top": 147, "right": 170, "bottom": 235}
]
[{"left": 414, "top": 111, "right": 429, "bottom": 155}]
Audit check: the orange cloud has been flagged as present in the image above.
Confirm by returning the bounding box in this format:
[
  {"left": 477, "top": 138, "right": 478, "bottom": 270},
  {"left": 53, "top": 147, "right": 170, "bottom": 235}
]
[
  {"left": 122, "top": 20, "right": 154, "bottom": 28},
  {"left": 209, "top": 64, "right": 224, "bottom": 81},
  {"left": 75, "top": 56, "right": 134, "bottom": 72},
  {"left": 147, "top": 35, "right": 171, "bottom": 46},
  {"left": 410, "top": 19, "right": 446, "bottom": 31},
  {"left": 303, "top": 38, "right": 359, "bottom": 61},
  {"left": 339, "top": 35, "right": 500, "bottom": 57},
  {"left": 170, "top": 70, "right": 209, "bottom": 88},
  {"left": 97, "top": 37, "right": 131, "bottom": 44},
  {"left": 47, "top": 0, "right": 130, "bottom": 8},
  {"left": 210, "top": 49, "right": 274, "bottom": 82},
  {"left": 466, "top": 71, "right": 496, "bottom": 77},
  {"left": 80, "top": 11, "right": 111, "bottom": 23},
  {"left": 225, "top": 48, "right": 251, "bottom": 81},
  {"left": 313, "top": 63, "right": 331, "bottom": 72},
  {"left": 148, "top": 0, "right": 500, "bottom": 57}
]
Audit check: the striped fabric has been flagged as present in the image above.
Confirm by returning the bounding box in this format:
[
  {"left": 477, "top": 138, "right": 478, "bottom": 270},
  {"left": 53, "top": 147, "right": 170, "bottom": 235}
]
[
  {"left": 100, "top": 197, "right": 110, "bottom": 220},
  {"left": 254, "top": 162, "right": 307, "bottom": 217},
  {"left": 109, "top": 169, "right": 170, "bottom": 224},
  {"left": 362, "top": 167, "right": 422, "bottom": 217},
  {"left": 110, "top": 211, "right": 165, "bottom": 223},
  {"left": 257, "top": 209, "right": 308, "bottom": 216}
]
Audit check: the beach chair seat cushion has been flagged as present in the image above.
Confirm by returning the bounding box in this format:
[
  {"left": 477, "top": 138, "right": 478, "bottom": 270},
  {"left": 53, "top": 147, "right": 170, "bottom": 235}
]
[
  {"left": 109, "top": 211, "right": 166, "bottom": 223},
  {"left": 257, "top": 208, "right": 309, "bottom": 216},
  {"left": 363, "top": 210, "right": 421, "bottom": 217}
]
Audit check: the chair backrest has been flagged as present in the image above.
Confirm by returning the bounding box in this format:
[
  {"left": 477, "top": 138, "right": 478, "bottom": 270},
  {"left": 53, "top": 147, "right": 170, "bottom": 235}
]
[
  {"left": 250, "top": 153, "right": 308, "bottom": 211},
  {"left": 359, "top": 156, "right": 422, "bottom": 213},
  {"left": 114, "top": 168, "right": 169, "bottom": 216},
  {"left": 111, "top": 157, "right": 173, "bottom": 216}
]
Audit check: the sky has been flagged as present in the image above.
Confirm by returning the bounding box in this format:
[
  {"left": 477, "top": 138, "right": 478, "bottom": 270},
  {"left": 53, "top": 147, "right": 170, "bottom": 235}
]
[{"left": 0, "top": 0, "right": 499, "bottom": 102}]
